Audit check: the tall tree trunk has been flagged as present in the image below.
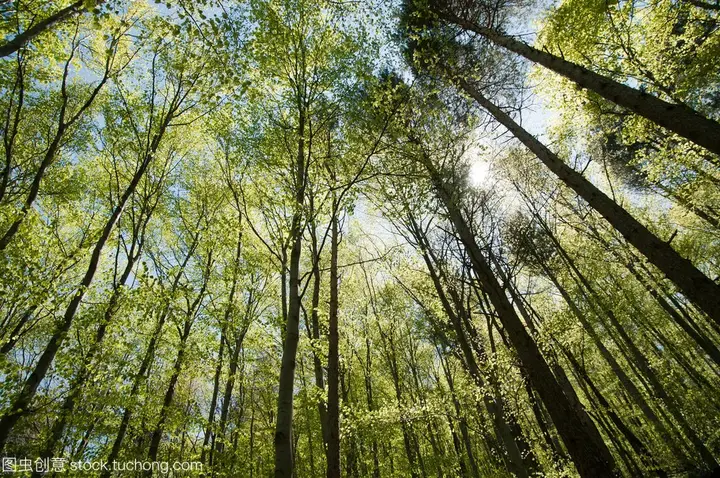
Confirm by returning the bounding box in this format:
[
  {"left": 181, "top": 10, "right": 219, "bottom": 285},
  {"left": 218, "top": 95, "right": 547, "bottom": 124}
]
[
  {"left": 452, "top": 77, "right": 720, "bottom": 325},
  {"left": 101, "top": 224, "right": 202, "bottom": 477},
  {"left": 561, "top": 345, "right": 668, "bottom": 477},
  {"left": 0, "top": 121, "right": 165, "bottom": 451},
  {"left": 535, "top": 252, "right": 692, "bottom": 466},
  {"left": 308, "top": 224, "right": 330, "bottom": 452},
  {"left": 377, "top": 315, "right": 420, "bottom": 478},
  {"left": 0, "top": 54, "right": 26, "bottom": 205},
  {"left": 416, "top": 149, "right": 617, "bottom": 477},
  {"left": 326, "top": 204, "right": 341, "bottom": 478},
  {"left": 146, "top": 252, "right": 212, "bottom": 469},
  {"left": 34, "top": 192, "right": 160, "bottom": 465},
  {"left": 361, "top": 319, "right": 380, "bottom": 478},
  {"left": 212, "top": 229, "right": 246, "bottom": 463},
  {"left": 439, "top": 351, "right": 480, "bottom": 478},
  {"left": 34, "top": 241, "right": 142, "bottom": 467},
  {"left": 217, "top": 323, "right": 250, "bottom": 452},
  {"left": 274, "top": 107, "right": 308, "bottom": 477},
  {"left": 203, "top": 223, "right": 244, "bottom": 465},
  {"left": 545, "top": 221, "right": 718, "bottom": 470},
  {"left": 405, "top": 213, "right": 531, "bottom": 477},
  {"left": 435, "top": 10, "right": 720, "bottom": 155},
  {"left": 202, "top": 324, "right": 225, "bottom": 465}
]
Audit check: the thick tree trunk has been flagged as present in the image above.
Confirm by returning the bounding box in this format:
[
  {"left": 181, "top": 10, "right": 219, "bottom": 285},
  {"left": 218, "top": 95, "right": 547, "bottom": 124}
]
[
  {"left": 437, "top": 10, "right": 720, "bottom": 155},
  {"left": 454, "top": 77, "right": 720, "bottom": 325},
  {"left": 0, "top": 1, "right": 91, "bottom": 58}
]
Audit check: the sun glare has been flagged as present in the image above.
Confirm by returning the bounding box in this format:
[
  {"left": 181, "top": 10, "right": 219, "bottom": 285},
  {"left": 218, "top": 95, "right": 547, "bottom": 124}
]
[{"left": 470, "top": 160, "right": 491, "bottom": 186}]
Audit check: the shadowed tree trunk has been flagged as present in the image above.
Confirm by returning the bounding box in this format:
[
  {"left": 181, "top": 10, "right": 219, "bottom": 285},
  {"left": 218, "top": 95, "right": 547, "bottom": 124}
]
[
  {"left": 415, "top": 145, "right": 618, "bottom": 477},
  {"left": 434, "top": 7, "right": 720, "bottom": 155},
  {"left": 274, "top": 101, "right": 308, "bottom": 477},
  {"left": 451, "top": 75, "right": 720, "bottom": 326},
  {"left": 326, "top": 198, "right": 341, "bottom": 478},
  {"left": 0, "top": 108, "right": 175, "bottom": 452},
  {"left": 0, "top": 1, "right": 103, "bottom": 58}
]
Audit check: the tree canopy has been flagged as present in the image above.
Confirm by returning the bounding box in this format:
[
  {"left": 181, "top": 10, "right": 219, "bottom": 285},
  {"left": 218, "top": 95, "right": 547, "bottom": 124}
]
[{"left": 1, "top": 0, "right": 719, "bottom": 477}]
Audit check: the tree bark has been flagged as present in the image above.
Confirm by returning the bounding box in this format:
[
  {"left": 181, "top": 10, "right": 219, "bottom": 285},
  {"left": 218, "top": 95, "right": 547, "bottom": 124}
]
[
  {"left": 0, "top": 116, "right": 168, "bottom": 452},
  {"left": 274, "top": 106, "right": 308, "bottom": 477},
  {"left": 326, "top": 204, "right": 341, "bottom": 478},
  {"left": 416, "top": 149, "right": 618, "bottom": 477},
  {"left": 101, "top": 224, "right": 203, "bottom": 478},
  {"left": 436, "top": 10, "right": 720, "bottom": 155},
  {"left": 0, "top": 1, "right": 93, "bottom": 58},
  {"left": 453, "top": 77, "right": 720, "bottom": 325}
]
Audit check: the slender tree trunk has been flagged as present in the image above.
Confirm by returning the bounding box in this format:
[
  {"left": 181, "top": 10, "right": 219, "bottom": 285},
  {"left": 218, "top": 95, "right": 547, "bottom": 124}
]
[
  {"left": 549, "top": 227, "right": 718, "bottom": 469},
  {"left": 362, "top": 321, "right": 380, "bottom": 478},
  {"left": 217, "top": 325, "right": 250, "bottom": 451},
  {"left": 416, "top": 150, "right": 618, "bottom": 477},
  {"left": 297, "top": 358, "right": 316, "bottom": 477},
  {"left": 406, "top": 213, "right": 531, "bottom": 477},
  {"left": 536, "top": 254, "right": 692, "bottom": 466},
  {"left": 453, "top": 77, "right": 720, "bottom": 325},
  {"left": 309, "top": 225, "right": 330, "bottom": 452},
  {"left": 619, "top": 251, "right": 720, "bottom": 368},
  {"left": 439, "top": 352, "right": 479, "bottom": 478},
  {"left": 436, "top": 11, "right": 720, "bottom": 155},
  {"left": 0, "top": 38, "right": 112, "bottom": 251},
  {"left": 146, "top": 253, "right": 212, "bottom": 470},
  {"left": 378, "top": 317, "right": 419, "bottom": 478},
  {"left": 202, "top": 326, "right": 225, "bottom": 465},
  {"left": 204, "top": 224, "right": 243, "bottom": 465},
  {"left": 0, "top": 307, "right": 35, "bottom": 355},
  {"left": 0, "top": 126, "right": 163, "bottom": 451},
  {"left": 34, "top": 244, "right": 142, "bottom": 468},
  {"left": 274, "top": 107, "right": 308, "bottom": 477},
  {"left": 326, "top": 202, "right": 341, "bottom": 478},
  {"left": 212, "top": 230, "right": 246, "bottom": 462},
  {"left": 146, "top": 320, "right": 192, "bottom": 467},
  {"left": 101, "top": 225, "right": 202, "bottom": 477},
  {"left": 0, "top": 55, "right": 25, "bottom": 205},
  {"left": 561, "top": 346, "right": 668, "bottom": 477}
]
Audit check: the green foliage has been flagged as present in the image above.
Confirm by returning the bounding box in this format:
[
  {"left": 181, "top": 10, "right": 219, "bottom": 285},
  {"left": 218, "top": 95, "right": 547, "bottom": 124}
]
[{"left": 0, "top": 0, "right": 719, "bottom": 477}]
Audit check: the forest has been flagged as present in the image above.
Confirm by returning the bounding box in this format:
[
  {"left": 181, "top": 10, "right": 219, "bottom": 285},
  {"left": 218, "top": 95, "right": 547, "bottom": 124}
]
[{"left": 1, "top": 0, "right": 720, "bottom": 476}]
